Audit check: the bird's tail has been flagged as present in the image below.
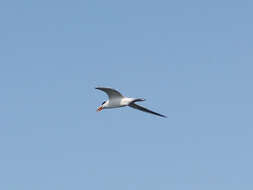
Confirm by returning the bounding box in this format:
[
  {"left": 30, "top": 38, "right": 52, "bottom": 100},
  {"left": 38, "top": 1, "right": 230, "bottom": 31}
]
[{"left": 131, "top": 98, "right": 146, "bottom": 103}]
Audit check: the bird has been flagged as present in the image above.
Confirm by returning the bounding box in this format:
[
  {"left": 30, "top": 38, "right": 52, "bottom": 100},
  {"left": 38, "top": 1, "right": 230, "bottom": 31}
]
[{"left": 95, "top": 87, "right": 166, "bottom": 118}]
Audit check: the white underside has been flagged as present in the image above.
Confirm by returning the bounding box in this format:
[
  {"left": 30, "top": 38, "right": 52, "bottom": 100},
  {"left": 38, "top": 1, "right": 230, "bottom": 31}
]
[{"left": 104, "top": 97, "right": 135, "bottom": 109}]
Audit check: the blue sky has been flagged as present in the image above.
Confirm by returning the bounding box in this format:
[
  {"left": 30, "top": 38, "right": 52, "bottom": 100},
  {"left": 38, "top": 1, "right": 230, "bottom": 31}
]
[{"left": 0, "top": 0, "right": 253, "bottom": 189}]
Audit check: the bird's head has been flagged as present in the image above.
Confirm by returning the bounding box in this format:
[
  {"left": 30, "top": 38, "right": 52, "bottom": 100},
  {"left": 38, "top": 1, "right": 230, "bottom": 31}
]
[{"left": 96, "top": 101, "right": 107, "bottom": 112}]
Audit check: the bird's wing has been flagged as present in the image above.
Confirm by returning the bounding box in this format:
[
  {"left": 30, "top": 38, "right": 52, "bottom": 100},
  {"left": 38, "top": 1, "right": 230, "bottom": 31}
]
[
  {"left": 95, "top": 87, "right": 124, "bottom": 100},
  {"left": 129, "top": 103, "right": 167, "bottom": 118}
]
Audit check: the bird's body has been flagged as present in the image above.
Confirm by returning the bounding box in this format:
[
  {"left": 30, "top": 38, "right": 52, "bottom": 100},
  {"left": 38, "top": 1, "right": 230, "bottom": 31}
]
[
  {"left": 96, "top": 87, "right": 166, "bottom": 118},
  {"left": 103, "top": 97, "right": 133, "bottom": 108}
]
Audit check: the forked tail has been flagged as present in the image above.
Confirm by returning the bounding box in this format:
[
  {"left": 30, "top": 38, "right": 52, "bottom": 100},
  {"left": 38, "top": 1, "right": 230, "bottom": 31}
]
[{"left": 131, "top": 98, "right": 146, "bottom": 103}]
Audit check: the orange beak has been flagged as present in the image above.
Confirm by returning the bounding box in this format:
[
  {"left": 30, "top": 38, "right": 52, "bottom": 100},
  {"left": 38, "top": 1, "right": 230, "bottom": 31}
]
[{"left": 96, "top": 106, "right": 103, "bottom": 112}]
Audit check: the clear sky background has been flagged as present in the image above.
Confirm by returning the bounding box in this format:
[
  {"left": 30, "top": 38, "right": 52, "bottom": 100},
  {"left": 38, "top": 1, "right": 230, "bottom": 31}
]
[{"left": 0, "top": 0, "right": 253, "bottom": 189}]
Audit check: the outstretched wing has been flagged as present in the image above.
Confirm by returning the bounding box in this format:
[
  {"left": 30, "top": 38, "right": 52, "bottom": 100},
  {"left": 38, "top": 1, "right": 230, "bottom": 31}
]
[
  {"left": 129, "top": 103, "right": 167, "bottom": 118},
  {"left": 95, "top": 87, "right": 124, "bottom": 100}
]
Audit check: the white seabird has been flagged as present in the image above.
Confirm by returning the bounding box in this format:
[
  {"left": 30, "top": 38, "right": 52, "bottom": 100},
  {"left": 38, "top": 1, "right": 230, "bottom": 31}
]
[{"left": 96, "top": 87, "right": 166, "bottom": 118}]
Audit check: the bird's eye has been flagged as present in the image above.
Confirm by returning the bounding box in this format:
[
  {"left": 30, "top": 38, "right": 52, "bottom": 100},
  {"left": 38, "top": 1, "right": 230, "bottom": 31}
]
[{"left": 101, "top": 101, "right": 106, "bottom": 105}]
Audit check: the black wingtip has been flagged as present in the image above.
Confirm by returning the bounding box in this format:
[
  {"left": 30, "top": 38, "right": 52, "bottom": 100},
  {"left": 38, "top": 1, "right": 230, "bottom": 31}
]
[{"left": 159, "top": 114, "right": 167, "bottom": 118}]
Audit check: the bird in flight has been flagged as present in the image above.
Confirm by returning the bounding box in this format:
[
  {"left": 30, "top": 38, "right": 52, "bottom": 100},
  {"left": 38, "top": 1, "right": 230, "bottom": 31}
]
[{"left": 95, "top": 87, "right": 166, "bottom": 118}]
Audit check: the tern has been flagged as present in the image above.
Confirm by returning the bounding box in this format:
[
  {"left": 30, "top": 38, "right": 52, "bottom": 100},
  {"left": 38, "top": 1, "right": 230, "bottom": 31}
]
[{"left": 96, "top": 87, "right": 166, "bottom": 118}]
